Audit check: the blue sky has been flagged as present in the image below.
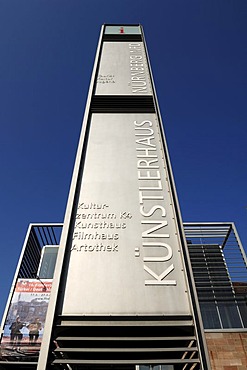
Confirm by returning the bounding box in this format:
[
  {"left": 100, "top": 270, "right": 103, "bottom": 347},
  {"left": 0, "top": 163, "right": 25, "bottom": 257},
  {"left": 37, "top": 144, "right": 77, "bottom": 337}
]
[{"left": 0, "top": 0, "right": 246, "bottom": 318}]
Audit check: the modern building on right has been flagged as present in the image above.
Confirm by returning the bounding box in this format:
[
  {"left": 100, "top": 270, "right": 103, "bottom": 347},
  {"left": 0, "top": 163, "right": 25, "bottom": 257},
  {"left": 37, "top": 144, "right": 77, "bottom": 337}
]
[{"left": 184, "top": 222, "right": 247, "bottom": 369}]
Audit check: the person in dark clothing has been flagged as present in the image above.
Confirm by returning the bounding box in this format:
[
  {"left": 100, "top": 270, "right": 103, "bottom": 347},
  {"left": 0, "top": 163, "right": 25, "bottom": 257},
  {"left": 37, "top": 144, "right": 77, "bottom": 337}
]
[{"left": 9, "top": 316, "right": 23, "bottom": 349}]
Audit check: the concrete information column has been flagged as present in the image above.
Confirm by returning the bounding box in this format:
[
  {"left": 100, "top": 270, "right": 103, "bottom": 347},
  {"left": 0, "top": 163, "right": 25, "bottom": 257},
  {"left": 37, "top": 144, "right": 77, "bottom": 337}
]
[
  {"left": 38, "top": 25, "right": 210, "bottom": 369},
  {"left": 62, "top": 27, "right": 191, "bottom": 316}
]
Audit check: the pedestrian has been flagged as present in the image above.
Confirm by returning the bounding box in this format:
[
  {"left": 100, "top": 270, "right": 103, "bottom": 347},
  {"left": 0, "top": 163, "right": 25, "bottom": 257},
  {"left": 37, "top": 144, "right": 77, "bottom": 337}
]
[{"left": 9, "top": 316, "right": 23, "bottom": 350}]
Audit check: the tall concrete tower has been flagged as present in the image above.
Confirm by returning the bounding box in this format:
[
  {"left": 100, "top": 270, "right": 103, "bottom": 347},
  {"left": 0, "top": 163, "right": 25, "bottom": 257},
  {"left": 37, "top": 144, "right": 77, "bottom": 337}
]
[{"left": 36, "top": 24, "right": 211, "bottom": 369}]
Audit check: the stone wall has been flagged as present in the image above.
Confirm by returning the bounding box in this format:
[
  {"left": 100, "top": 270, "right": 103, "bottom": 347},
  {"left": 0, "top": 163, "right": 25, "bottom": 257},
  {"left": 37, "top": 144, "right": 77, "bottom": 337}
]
[{"left": 205, "top": 332, "right": 247, "bottom": 370}]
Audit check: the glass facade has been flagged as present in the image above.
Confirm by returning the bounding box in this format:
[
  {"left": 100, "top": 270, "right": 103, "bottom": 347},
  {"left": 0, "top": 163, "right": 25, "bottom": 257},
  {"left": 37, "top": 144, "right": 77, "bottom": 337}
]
[
  {"left": 104, "top": 25, "right": 141, "bottom": 35},
  {"left": 38, "top": 246, "right": 58, "bottom": 279}
]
